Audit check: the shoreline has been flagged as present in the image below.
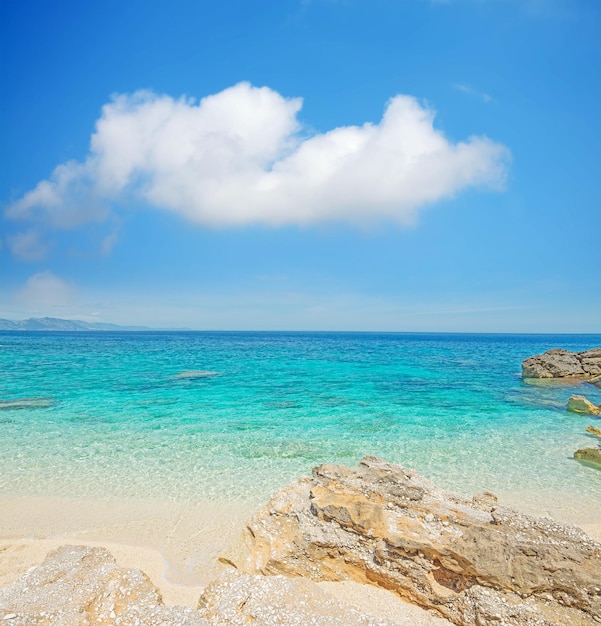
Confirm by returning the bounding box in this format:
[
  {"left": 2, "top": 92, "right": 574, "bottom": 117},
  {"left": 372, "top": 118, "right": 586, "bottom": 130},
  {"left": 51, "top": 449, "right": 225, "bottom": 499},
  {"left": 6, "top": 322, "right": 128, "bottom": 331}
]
[{"left": 1, "top": 489, "right": 600, "bottom": 608}]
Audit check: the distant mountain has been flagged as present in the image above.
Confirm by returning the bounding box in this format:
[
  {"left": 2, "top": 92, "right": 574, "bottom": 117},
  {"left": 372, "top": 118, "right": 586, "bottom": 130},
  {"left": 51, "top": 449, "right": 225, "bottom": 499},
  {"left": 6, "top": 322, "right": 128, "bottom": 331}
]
[{"left": 0, "top": 317, "right": 152, "bottom": 331}]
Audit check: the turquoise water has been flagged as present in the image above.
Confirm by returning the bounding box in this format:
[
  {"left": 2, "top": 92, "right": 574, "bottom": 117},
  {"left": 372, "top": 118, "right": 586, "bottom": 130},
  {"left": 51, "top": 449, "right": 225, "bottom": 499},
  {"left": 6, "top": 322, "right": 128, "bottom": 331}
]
[{"left": 1, "top": 332, "right": 600, "bottom": 515}]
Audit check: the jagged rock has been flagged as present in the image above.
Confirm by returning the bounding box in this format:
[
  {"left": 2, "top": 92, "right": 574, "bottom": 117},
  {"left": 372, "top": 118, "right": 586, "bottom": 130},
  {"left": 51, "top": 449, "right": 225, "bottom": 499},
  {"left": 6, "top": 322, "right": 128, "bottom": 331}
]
[
  {"left": 0, "top": 545, "right": 208, "bottom": 625},
  {"left": 198, "top": 569, "right": 405, "bottom": 625},
  {"left": 0, "top": 398, "right": 55, "bottom": 411},
  {"left": 574, "top": 448, "right": 601, "bottom": 467},
  {"left": 224, "top": 456, "right": 601, "bottom": 626},
  {"left": 580, "top": 349, "right": 601, "bottom": 376},
  {"left": 522, "top": 348, "right": 601, "bottom": 381},
  {"left": 567, "top": 395, "right": 601, "bottom": 416},
  {"left": 586, "top": 425, "right": 601, "bottom": 438}
]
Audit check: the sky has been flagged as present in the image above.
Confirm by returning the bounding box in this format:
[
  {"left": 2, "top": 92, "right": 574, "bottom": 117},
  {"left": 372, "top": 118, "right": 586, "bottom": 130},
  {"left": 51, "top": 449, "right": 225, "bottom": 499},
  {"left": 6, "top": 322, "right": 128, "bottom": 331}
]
[{"left": 1, "top": 0, "right": 600, "bottom": 332}]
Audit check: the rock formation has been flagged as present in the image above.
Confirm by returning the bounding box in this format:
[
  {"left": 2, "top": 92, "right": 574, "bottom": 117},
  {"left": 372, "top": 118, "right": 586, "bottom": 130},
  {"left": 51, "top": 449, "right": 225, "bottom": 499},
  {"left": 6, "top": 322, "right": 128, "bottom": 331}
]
[
  {"left": 567, "top": 395, "right": 601, "bottom": 415},
  {"left": 224, "top": 456, "right": 601, "bottom": 626},
  {"left": 0, "top": 545, "right": 208, "bottom": 625},
  {"left": 574, "top": 448, "right": 601, "bottom": 468},
  {"left": 586, "top": 425, "right": 601, "bottom": 438},
  {"left": 522, "top": 348, "right": 601, "bottom": 386}
]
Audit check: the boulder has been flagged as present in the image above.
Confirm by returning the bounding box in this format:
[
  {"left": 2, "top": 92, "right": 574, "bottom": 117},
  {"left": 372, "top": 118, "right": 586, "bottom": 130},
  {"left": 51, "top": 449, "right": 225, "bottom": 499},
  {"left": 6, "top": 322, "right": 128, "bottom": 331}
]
[
  {"left": 224, "top": 456, "right": 601, "bottom": 626},
  {"left": 567, "top": 395, "right": 601, "bottom": 416},
  {"left": 0, "top": 544, "right": 208, "bottom": 625},
  {"left": 574, "top": 448, "right": 601, "bottom": 468},
  {"left": 585, "top": 425, "right": 601, "bottom": 438},
  {"left": 522, "top": 348, "right": 601, "bottom": 381}
]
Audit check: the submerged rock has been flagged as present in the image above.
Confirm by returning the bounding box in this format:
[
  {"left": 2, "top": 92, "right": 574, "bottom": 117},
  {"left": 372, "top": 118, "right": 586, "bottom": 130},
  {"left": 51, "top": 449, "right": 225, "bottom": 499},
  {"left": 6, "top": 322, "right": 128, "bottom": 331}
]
[
  {"left": 522, "top": 348, "right": 601, "bottom": 381},
  {"left": 586, "top": 425, "right": 601, "bottom": 438},
  {"left": 224, "top": 456, "right": 601, "bottom": 626},
  {"left": 567, "top": 395, "right": 601, "bottom": 415},
  {"left": 174, "top": 370, "right": 220, "bottom": 380},
  {"left": 0, "top": 545, "right": 208, "bottom": 625},
  {"left": 0, "top": 397, "right": 54, "bottom": 411},
  {"left": 574, "top": 448, "right": 601, "bottom": 467}
]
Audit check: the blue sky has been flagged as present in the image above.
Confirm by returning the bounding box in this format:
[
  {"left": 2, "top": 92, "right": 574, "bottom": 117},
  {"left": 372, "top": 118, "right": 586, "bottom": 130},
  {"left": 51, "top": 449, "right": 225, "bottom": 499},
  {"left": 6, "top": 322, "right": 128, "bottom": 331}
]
[{"left": 1, "top": 0, "right": 600, "bottom": 331}]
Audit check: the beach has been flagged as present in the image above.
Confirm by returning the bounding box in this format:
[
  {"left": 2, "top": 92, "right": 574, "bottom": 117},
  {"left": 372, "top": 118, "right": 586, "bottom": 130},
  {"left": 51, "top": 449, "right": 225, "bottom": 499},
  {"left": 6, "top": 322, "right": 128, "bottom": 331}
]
[
  {"left": 1, "top": 332, "right": 601, "bottom": 621},
  {"left": 0, "top": 495, "right": 455, "bottom": 624},
  {"left": 0, "top": 496, "right": 251, "bottom": 606},
  {"left": 1, "top": 476, "right": 600, "bottom": 625},
  {"left": 1, "top": 487, "right": 600, "bottom": 602}
]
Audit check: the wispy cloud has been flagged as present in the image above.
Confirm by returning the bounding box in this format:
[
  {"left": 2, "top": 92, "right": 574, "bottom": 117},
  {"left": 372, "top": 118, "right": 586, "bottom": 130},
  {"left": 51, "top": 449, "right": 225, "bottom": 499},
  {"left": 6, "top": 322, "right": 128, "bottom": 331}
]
[
  {"left": 6, "top": 83, "right": 509, "bottom": 238},
  {"left": 100, "top": 228, "right": 120, "bottom": 256},
  {"left": 453, "top": 83, "right": 495, "bottom": 104},
  {"left": 7, "top": 230, "right": 51, "bottom": 261}
]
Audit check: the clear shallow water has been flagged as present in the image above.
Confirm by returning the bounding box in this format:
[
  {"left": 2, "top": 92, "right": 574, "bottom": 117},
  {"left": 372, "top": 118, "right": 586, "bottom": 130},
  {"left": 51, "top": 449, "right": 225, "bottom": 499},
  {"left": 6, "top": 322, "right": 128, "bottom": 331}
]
[{"left": 1, "top": 332, "right": 600, "bottom": 514}]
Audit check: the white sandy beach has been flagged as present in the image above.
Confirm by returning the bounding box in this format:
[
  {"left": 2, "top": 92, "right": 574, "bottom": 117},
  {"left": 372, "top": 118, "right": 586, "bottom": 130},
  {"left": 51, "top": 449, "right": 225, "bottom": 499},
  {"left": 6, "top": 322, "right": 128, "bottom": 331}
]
[{"left": 1, "top": 491, "right": 600, "bottom": 623}]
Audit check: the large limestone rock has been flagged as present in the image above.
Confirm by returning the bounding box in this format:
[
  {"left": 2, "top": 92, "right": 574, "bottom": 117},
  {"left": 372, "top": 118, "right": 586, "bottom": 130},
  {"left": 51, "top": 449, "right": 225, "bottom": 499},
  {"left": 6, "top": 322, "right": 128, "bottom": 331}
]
[
  {"left": 0, "top": 545, "right": 208, "bottom": 625},
  {"left": 567, "top": 395, "right": 601, "bottom": 415},
  {"left": 522, "top": 348, "right": 601, "bottom": 381},
  {"left": 224, "top": 456, "right": 601, "bottom": 626}
]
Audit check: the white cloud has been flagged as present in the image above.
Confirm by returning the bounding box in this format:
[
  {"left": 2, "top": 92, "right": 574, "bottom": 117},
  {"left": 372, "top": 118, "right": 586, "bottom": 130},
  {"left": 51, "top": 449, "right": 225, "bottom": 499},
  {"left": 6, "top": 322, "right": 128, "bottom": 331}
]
[
  {"left": 16, "top": 271, "right": 75, "bottom": 308},
  {"left": 7, "top": 230, "right": 50, "bottom": 261},
  {"left": 6, "top": 82, "right": 509, "bottom": 229}
]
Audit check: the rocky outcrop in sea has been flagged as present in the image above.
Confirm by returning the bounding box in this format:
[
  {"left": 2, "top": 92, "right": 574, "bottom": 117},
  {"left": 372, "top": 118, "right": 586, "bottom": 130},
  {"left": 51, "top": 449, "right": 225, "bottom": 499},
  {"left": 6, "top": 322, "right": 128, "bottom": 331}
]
[
  {"left": 586, "top": 425, "right": 601, "bottom": 438},
  {"left": 574, "top": 447, "right": 601, "bottom": 468},
  {"left": 522, "top": 348, "right": 601, "bottom": 386},
  {"left": 567, "top": 394, "right": 601, "bottom": 415}
]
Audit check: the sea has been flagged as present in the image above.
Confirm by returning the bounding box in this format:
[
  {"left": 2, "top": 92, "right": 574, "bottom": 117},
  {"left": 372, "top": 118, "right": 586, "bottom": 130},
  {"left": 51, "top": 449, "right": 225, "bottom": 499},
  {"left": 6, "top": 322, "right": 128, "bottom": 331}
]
[{"left": 1, "top": 331, "right": 600, "bottom": 520}]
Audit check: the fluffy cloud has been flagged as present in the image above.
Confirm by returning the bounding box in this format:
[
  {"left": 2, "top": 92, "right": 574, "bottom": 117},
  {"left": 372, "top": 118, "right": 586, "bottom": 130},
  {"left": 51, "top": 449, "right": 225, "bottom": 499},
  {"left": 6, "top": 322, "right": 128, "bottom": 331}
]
[{"left": 7, "top": 82, "right": 509, "bottom": 229}]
